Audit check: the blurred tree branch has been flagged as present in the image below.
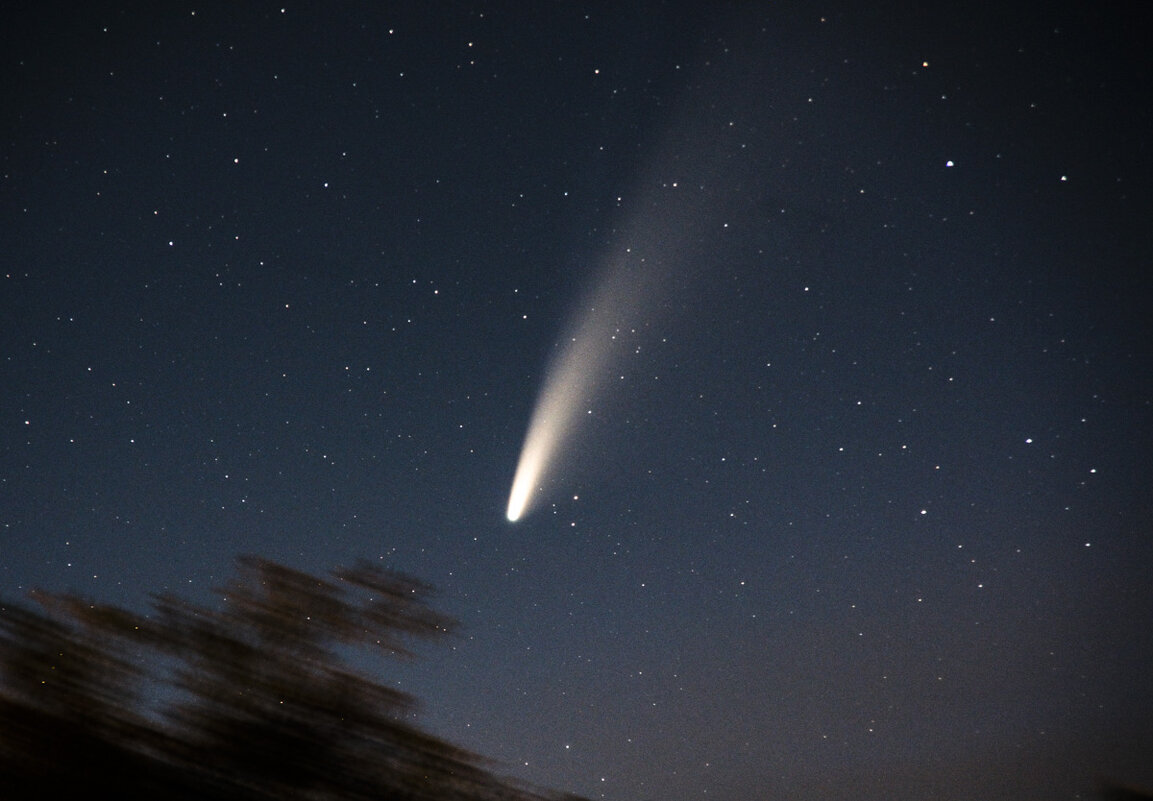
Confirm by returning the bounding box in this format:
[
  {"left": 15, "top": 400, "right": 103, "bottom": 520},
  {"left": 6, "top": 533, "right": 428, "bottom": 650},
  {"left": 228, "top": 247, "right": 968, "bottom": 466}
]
[{"left": 0, "top": 555, "right": 585, "bottom": 801}]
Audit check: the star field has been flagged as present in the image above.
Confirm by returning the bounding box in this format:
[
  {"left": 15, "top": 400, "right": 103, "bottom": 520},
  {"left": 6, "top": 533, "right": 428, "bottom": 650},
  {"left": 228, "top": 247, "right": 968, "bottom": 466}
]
[{"left": 2, "top": 3, "right": 1151, "bottom": 800}]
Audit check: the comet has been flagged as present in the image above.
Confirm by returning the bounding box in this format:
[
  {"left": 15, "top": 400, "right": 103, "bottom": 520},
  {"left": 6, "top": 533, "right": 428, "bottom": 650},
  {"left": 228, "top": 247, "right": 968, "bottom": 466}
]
[
  {"left": 505, "top": 31, "right": 756, "bottom": 522},
  {"left": 506, "top": 256, "right": 654, "bottom": 522}
]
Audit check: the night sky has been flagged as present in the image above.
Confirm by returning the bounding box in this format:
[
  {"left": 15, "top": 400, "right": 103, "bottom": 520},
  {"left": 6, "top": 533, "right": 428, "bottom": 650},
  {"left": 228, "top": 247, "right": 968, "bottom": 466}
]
[{"left": 3, "top": 3, "right": 1152, "bottom": 800}]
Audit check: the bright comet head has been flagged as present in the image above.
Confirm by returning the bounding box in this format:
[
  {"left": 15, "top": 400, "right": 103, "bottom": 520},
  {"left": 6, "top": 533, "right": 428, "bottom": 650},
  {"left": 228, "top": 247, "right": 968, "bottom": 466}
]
[
  {"left": 505, "top": 443, "right": 543, "bottom": 521},
  {"left": 505, "top": 413, "right": 551, "bottom": 523}
]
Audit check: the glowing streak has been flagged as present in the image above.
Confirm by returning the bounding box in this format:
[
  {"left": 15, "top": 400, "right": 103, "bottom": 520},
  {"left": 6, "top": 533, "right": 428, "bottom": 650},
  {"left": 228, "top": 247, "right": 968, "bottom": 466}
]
[
  {"left": 504, "top": 366, "right": 583, "bottom": 522},
  {"left": 506, "top": 264, "right": 645, "bottom": 522},
  {"left": 506, "top": 32, "right": 777, "bottom": 522}
]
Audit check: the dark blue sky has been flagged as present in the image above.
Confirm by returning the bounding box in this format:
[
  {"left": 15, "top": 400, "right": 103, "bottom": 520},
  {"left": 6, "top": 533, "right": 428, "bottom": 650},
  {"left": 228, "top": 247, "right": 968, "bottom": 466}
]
[{"left": 3, "top": 3, "right": 1151, "bottom": 800}]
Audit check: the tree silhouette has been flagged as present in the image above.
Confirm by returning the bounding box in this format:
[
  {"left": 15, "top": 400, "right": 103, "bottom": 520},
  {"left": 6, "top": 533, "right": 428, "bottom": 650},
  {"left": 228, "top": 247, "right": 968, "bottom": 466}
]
[
  {"left": 1100, "top": 782, "right": 1153, "bottom": 801},
  {"left": 0, "top": 556, "right": 588, "bottom": 801}
]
